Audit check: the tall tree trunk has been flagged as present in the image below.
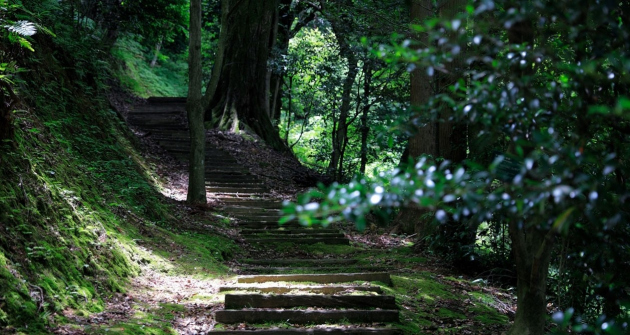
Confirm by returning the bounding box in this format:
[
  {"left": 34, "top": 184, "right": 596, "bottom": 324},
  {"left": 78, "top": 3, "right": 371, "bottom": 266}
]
[
  {"left": 327, "top": 20, "right": 359, "bottom": 181},
  {"left": 359, "top": 62, "right": 372, "bottom": 175},
  {"left": 205, "top": 0, "right": 289, "bottom": 152},
  {"left": 150, "top": 36, "right": 163, "bottom": 68},
  {"left": 395, "top": 0, "right": 435, "bottom": 234},
  {"left": 506, "top": 17, "right": 552, "bottom": 335},
  {"left": 186, "top": 0, "right": 207, "bottom": 205},
  {"left": 508, "top": 224, "right": 555, "bottom": 335},
  {"left": 437, "top": 0, "right": 467, "bottom": 163}
]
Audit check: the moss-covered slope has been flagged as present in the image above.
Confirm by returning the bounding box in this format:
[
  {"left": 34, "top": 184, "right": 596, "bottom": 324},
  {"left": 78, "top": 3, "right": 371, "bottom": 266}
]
[{"left": 0, "top": 30, "right": 231, "bottom": 334}]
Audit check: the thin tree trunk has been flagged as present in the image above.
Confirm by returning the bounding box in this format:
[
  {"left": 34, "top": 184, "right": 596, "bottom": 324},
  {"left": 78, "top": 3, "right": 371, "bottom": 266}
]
[
  {"left": 150, "top": 36, "right": 163, "bottom": 68},
  {"left": 186, "top": 0, "right": 207, "bottom": 205},
  {"left": 359, "top": 63, "right": 372, "bottom": 174},
  {"left": 328, "top": 28, "right": 359, "bottom": 181}
]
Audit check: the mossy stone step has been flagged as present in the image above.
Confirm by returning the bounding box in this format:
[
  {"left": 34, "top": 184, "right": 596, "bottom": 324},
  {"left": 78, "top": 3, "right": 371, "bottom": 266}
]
[
  {"left": 244, "top": 233, "right": 345, "bottom": 238},
  {"left": 147, "top": 97, "right": 187, "bottom": 103},
  {"left": 241, "top": 259, "right": 358, "bottom": 266},
  {"left": 237, "top": 273, "right": 392, "bottom": 285},
  {"left": 206, "top": 187, "right": 269, "bottom": 194},
  {"left": 239, "top": 229, "right": 340, "bottom": 235},
  {"left": 206, "top": 176, "right": 262, "bottom": 183},
  {"left": 209, "top": 181, "right": 267, "bottom": 187},
  {"left": 245, "top": 238, "right": 348, "bottom": 245},
  {"left": 214, "top": 309, "right": 399, "bottom": 324},
  {"left": 240, "top": 266, "right": 393, "bottom": 275},
  {"left": 224, "top": 294, "right": 397, "bottom": 309},
  {"left": 236, "top": 222, "right": 319, "bottom": 228},
  {"left": 218, "top": 285, "right": 382, "bottom": 295},
  {"left": 209, "top": 328, "right": 402, "bottom": 334},
  {"left": 223, "top": 207, "right": 280, "bottom": 213},
  {"left": 230, "top": 217, "right": 282, "bottom": 222}
]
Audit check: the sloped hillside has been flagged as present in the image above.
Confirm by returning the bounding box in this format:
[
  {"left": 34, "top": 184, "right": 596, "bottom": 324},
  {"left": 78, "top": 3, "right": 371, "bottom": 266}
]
[{"left": 0, "top": 31, "right": 235, "bottom": 333}]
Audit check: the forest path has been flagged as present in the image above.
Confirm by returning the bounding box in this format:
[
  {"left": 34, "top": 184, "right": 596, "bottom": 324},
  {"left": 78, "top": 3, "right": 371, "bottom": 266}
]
[{"left": 128, "top": 98, "right": 401, "bottom": 334}]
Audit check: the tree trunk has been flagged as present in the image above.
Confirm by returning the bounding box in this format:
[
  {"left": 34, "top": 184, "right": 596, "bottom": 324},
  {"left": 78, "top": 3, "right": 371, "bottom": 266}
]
[
  {"left": 505, "top": 16, "right": 552, "bottom": 335},
  {"left": 205, "top": 0, "right": 289, "bottom": 152},
  {"left": 437, "top": 0, "right": 467, "bottom": 163},
  {"left": 186, "top": 0, "right": 207, "bottom": 205},
  {"left": 150, "top": 36, "right": 163, "bottom": 68},
  {"left": 359, "top": 62, "right": 372, "bottom": 175},
  {"left": 508, "top": 224, "right": 555, "bottom": 335},
  {"left": 396, "top": 0, "right": 435, "bottom": 234},
  {"left": 328, "top": 18, "right": 359, "bottom": 181}
]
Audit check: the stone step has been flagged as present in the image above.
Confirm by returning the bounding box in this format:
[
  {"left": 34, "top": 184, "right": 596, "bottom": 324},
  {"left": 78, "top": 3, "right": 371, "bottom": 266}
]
[
  {"left": 223, "top": 207, "right": 281, "bottom": 213},
  {"left": 239, "top": 229, "right": 340, "bottom": 235},
  {"left": 245, "top": 238, "right": 349, "bottom": 245},
  {"left": 219, "top": 285, "right": 383, "bottom": 295},
  {"left": 237, "top": 222, "right": 325, "bottom": 228},
  {"left": 241, "top": 259, "right": 358, "bottom": 266},
  {"left": 206, "top": 178, "right": 260, "bottom": 183},
  {"left": 208, "top": 329, "right": 401, "bottom": 335},
  {"left": 224, "top": 294, "right": 397, "bottom": 309},
  {"left": 147, "top": 97, "right": 187, "bottom": 103},
  {"left": 240, "top": 266, "right": 392, "bottom": 275},
  {"left": 214, "top": 309, "right": 399, "bottom": 324},
  {"left": 231, "top": 217, "right": 282, "bottom": 222},
  {"left": 206, "top": 187, "right": 269, "bottom": 194},
  {"left": 243, "top": 233, "right": 345, "bottom": 238},
  {"left": 205, "top": 171, "right": 256, "bottom": 176},
  {"left": 237, "top": 273, "right": 392, "bottom": 285}
]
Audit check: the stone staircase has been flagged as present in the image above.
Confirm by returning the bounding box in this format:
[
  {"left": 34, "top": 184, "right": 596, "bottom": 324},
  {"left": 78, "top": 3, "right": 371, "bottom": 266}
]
[{"left": 129, "top": 98, "right": 401, "bottom": 334}]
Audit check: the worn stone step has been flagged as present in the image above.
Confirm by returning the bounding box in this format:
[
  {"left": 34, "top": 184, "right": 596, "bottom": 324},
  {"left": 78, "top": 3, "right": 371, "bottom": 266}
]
[
  {"left": 209, "top": 185, "right": 267, "bottom": 191},
  {"left": 206, "top": 187, "right": 269, "bottom": 194},
  {"left": 241, "top": 266, "right": 392, "bottom": 275},
  {"left": 147, "top": 97, "right": 187, "bottom": 103},
  {"left": 219, "top": 285, "right": 382, "bottom": 295},
  {"left": 244, "top": 233, "right": 345, "bottom": 239},
  {"left": 224, "top": 294, "right": 397, "bottom": 310},
  {"left": 241, "top": 259, "right": 357, "bottom": 266},
  {"left": 207, "top": 176, "right": 261, "bottom": 182},
  {"left": 223, "top": 207, "right": 281, "bottom": 214},
  {"left": 232, "top": 217, "right": 285, "bottom": 223},
  {"left": 237, "top": 273, "right": 392, "bottom": 285},
  {"left": 209, "top": 328, "right": 402, "bottom": 334},
  {"left": 214, "top": 309, "right": 399, "bottom": 324},
  {"left": 239, "top": 229, "right": 340, "bottom": 235},
  {"left": 245, "top": 237, "right": 348, "bottom": 245}
]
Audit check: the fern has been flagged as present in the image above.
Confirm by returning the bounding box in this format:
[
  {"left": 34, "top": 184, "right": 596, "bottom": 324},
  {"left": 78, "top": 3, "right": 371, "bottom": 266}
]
[{"left": 5, "top": 20, "right": 36, "bottom": 36}]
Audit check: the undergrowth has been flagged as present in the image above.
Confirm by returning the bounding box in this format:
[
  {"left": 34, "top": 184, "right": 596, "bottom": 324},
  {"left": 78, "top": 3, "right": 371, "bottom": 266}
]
[
  {"left": 111, "top": 35, "right": 187, "bottom": 98},
  {"left": 0, "top": 13, "right": 230, "bottom": 333}
]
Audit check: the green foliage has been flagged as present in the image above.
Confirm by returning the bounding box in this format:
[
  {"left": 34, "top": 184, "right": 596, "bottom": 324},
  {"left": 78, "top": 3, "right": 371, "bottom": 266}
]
[
  {"left": 0, "top": 1, "right": 234, "bottom": 331},
  {"left": 112, "top": 35, "right": 187, "bottom": 98},
  {"left": 284, "top": 0, "right": 630, "bottom": 332},
  {"left": 279, "top": 11, "right": 409, "bottom": 179}
]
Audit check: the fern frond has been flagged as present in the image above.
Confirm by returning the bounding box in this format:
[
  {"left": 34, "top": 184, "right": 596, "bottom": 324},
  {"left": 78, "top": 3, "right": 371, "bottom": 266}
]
[{"left": 5, "top": 20, "right": 36, "bottom": 36}]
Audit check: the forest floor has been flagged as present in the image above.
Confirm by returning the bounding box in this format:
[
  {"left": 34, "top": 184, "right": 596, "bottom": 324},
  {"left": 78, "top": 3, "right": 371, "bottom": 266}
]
[{"left": 50, "top": 122, "right": 515, "bottom": 335}]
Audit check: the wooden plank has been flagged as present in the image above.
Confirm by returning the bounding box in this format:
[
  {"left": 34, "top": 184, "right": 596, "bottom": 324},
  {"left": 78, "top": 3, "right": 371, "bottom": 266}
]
[
  {"left": 225, "top": 294, "right": 397, "bottom": 309},
  {"left": 237, "top": 273, "right": 392, "bottom": 286},
  {"left": 214, "top": 309, "right": 399, "bottom": 324}
]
